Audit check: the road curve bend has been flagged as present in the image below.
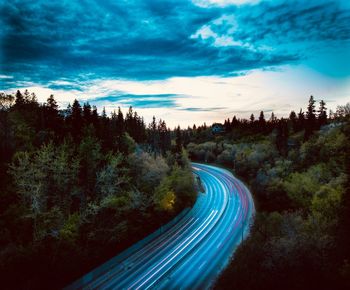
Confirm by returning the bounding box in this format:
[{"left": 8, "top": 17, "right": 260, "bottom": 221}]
[{"left": 65, "top": 163, "right": 255, "bottom": 290}]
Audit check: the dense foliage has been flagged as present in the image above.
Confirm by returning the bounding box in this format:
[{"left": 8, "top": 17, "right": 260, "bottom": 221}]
[
  {"left": 0, "top": 90, "right": 196, "bottom": 289},
  {"left": 180, "top": 97, "right": 350, "bottom": 289}
]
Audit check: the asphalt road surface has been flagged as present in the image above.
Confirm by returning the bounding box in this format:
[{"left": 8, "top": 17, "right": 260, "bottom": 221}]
[{"left": 66, "top": 163, "right": 255, "bottom": 290}]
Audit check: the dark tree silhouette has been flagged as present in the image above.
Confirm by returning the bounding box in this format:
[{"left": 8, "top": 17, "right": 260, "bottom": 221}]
[
  {"left": 69, "top": 99, "right": 83, "bottom": 140},
  {"left": 258, "top": 111, "right": 266, "bottom": 131},
  {"left": 250, "top": 113, "right": 255, "bottom": 123},
  {"left": 297, "top": 108, "right": 305, "bottom": 132},
  {"left": 175, "top": 125, "right": 183, "bottom": 154},
  {"left": 83, "top": 102, "right": 92, "bottom": 124},
  {"left": 14, "top": 90, "right": 25, "bottom": 107},
  {"left": 318, "top": 100, "right": 327, "bottom": 127},
  {"left": 305, "top": 95, "right": 316, "bottom": 140},
  {"left": 289, "top": 110, "right": 297, "bottom": 133}
]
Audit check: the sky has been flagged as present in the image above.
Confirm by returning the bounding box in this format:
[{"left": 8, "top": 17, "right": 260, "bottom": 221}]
[{"left": 1, "top": 0, "right": 349, "bottom": 127}]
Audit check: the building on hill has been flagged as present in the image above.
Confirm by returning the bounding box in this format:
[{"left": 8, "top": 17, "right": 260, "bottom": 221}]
[{"left": 212, "top": 123, "right": 225, "bottom": 134}]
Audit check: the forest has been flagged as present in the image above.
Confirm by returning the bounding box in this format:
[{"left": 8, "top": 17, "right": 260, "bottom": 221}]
[
  {"left": 178, "top": 96, "right": 350, "bottom": 290},
  {"left": 0, "top": 90, "right": 196, "bottom": 289},
  {"left": 1, "top": 90, "right": 349, "bottom": 290}
]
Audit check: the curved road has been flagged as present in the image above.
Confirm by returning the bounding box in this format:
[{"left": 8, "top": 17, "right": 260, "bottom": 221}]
[{"left": 66, "top": 163, "right": 255, "bottom": 290}]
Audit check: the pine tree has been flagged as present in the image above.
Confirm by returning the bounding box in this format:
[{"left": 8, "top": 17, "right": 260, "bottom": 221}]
[
  {"left": 15, "top": 90, "right": 25, "bottom": 107},
  {"left": 231, "top": 116, "right": 238, "bottom": 128},
  {"left": 23, "top": 89, "right": 31, "bottom": 104},
  {"left": 258, "top": 111, "right": 266, "bottom": 130},
  {"left": 175, "top": 125, "right": 183, "bottom": 154},
  {"left": 45, "top": 95, "right": 60, "bottom": 133},
  {"left": 47, "top": 95, "right": 58, "bottom": 111},
  {"left": 116, "top": 107, "right": 125, "bottom": 138},
  {"left": 70, "top": 99, "right": 83, "bottom": 140},
  {"left": 224, "top": 118, "right": 231, "bottom": 131},
  {"left": 318, "top": 100, "right": 327, "bottom": 127},
  {"left": 83, "top": 102, "right": 92, "bottom": 124},
  {"left": 306, "top": 95, "right": 316, "bottom": 121},
  {"left": 158, "top": 119, "right": 169, "bottom": 154},
  {"left": 289, "top": 110, "right": 297, "bottom": 132},
  {"left": 297, "top": 108, "right": 305, "bottom": 131},
  {"left": 305, "top": 95, "right": 316, "bottom": 139},
  {"left": 250, "top": 114, "right": 255, "bottom": 123},
  {"left": 270, "top": 112, "right": 276, "bottom": 123},
  {"left": 99, "top": 107, "right": 110, "bottom": 149},
  {"left": 148, "top": 116, "right": 158, "bottom": 153}
]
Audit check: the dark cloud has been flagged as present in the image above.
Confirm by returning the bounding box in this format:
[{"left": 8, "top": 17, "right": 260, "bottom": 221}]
[
  {"left": 0, "top": 0, "right": 349, "bottom": 89},
  {"left": 206, "top": 0, "right": 350, "bottom": 54}
]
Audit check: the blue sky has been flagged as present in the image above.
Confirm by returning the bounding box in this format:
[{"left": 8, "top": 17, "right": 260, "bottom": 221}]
[{"left": 1, "top": 0, "right": 349, "bottom": 126}]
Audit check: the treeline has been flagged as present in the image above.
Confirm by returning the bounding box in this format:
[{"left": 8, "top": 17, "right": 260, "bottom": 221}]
[
  {"left": 178, "top": 96, "right": 350, "bottom": 289},
  {"left": 0, "top": 90, "right": 196, "bottom": 289},
  {"left": 178, "top": 96, "right": 346, "bottom": 150}
]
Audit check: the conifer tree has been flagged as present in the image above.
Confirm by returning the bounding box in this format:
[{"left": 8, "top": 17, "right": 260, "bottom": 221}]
[
  {"left": 289, "top": 110, "right": 297, "bottom": 132},
  {"left": 250, "top": 114, "right": 255, "bottom": 123},
  {"left": 83, "top": 102, "right": 92, "bottom": 124},
  {"left": 47, "top": 95, "right": 58, "bottom": 111},
  {"left": 305, "top": 95, "right": 316, "bottom": 139},
  {"left": 318, "top": 100, "right": 327, "bottom": 127},
  {"left": 175, "top": 125, "right": 183, "bottom": 154},
  {"left": 259, "top": 111, "right": 266, "bottom": 130},
  {"left": 70, "top": 99, "right": 83, "bottom": 140},
  {"left": 15, "top": 90, "right": 25, "bottom": 107}
]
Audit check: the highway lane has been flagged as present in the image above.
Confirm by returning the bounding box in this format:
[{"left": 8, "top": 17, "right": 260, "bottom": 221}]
[{"left": 65, "top": 163, "right": 255, "bottom": 290}]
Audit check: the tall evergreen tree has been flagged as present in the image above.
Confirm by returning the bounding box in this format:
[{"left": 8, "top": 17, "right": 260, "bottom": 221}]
[
  {"left": 175, "top": 125, "right": 183, "bottom": 154},
  {"left": 23, "top": 89, "right": 31, "bottom": 104},
  {"left": 318, "top": 100, "right": 327, "bottom": 127},
  {"left": 15, "top": 90, "right": 25, "bottom": 107},
  {"left": 45, "top": 95, "right": 60, "bottom": 133},
  {"left": 231, "top": 116, "right": 238, "bottom": 128},
  {"left": 223, "top": 118, "right": 230, "bottom": 131},
  {"left": 305, "top": 95, "right": 316, "bottom": 139},
  {"left": 70, "top": 99, "right": 83, "bottom": 140},
  {"left": 250, "top": 114, "right": 255, "bottom": 123},
  {"left": 148, "top": 116, "right": 158, "bottom": 153},
  {"left": 116, "top": 107, "right": 125, "bottom": 138},
  {"left": 258, "top": 111, "right": 266, "bottom": 130},
  {"left": 270, "top": 112, "right": 277, "bottom": 123},
  {"left": 47, "top": 95, "right": 58, "bottom": 111},
  {"left": 306, "top": 95, "right": 316, "bottom": 120},
  {"left": 83, "top": 102, "right": 92, "bottom": 124},
  {"left": 289, "top": 110, "right": 297, "bottom": 132},
  {"left": 158, "top": 119, "right": 169, "bottom": 154}
]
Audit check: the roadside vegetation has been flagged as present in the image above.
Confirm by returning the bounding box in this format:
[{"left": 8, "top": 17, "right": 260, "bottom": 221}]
[
  {"left": 179, "top": 97, "right": 350, "bottom": 289},
  {"left": 0, "top": 90, "right": 196, "bottom": 289},
  {"left": 1, "top": 90, "right": 349, "bottom": 290}
]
